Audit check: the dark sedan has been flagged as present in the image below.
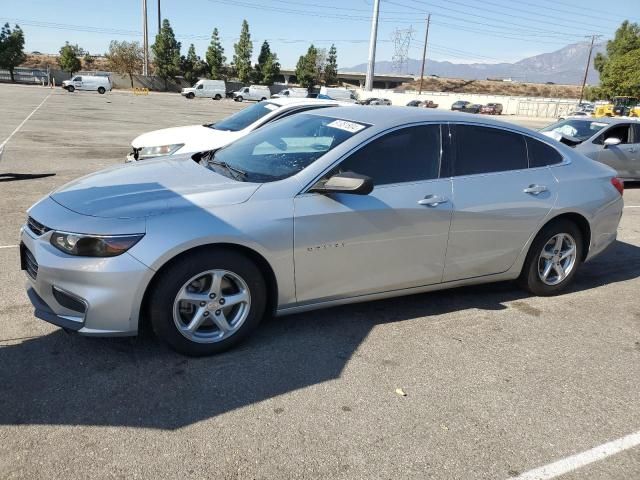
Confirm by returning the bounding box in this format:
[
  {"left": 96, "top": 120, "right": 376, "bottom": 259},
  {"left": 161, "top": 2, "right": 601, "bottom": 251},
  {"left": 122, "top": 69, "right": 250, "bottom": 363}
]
[{"left": 451, "top": 100, "right": 481, "bottom": 113}]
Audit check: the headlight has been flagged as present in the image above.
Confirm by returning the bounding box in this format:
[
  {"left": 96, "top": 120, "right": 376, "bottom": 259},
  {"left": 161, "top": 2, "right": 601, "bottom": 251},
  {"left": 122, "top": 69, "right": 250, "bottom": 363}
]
[
  {"left": 136, "top": 143, "right": 184, "bottom": 160},
  {"left": 50, "top": 232, "right": 144, "bottom": 257}
]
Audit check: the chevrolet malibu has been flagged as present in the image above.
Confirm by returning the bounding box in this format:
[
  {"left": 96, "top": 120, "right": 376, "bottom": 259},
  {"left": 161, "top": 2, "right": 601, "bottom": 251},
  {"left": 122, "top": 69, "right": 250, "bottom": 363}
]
[{"left": 22, "top": 108, "right": 624, "bottom": 356}]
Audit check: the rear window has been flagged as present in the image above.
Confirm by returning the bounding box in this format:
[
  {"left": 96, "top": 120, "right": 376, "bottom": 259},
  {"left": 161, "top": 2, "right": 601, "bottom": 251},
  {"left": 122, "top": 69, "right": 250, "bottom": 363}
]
[
  {"left": 453, "top": 125, "right": 527, "bottom": 176},
  {"left": 526, "top": 137, "right": 563, "bottom": 168}
]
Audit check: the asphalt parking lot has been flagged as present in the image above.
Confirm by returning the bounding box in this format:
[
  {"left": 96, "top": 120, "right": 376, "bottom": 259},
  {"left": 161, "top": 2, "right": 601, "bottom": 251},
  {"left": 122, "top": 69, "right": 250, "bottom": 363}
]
[{"left": 0, "top": 83, "right": 639, "bottom": 480}]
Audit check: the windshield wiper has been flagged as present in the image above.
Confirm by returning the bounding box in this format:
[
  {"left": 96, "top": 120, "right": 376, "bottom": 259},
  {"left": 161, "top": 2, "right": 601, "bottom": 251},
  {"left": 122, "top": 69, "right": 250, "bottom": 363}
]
[{"left": 204, "top": 152, "right": 247, "bottom": 181}]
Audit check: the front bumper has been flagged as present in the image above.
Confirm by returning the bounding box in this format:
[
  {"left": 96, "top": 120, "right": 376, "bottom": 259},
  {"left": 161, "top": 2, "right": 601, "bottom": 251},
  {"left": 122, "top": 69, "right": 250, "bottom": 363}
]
[{"left": 21, "top": 223, "right": 154, "bottom": 336}]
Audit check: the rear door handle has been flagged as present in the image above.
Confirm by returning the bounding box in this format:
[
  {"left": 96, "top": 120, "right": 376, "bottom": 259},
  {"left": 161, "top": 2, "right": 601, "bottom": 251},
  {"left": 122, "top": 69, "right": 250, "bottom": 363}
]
[
  {"left": 523, "top": 184, "right": 548, "bottom": 195},
  {"left": 418, "top": 195, "right": 449, "bottom": 207}
]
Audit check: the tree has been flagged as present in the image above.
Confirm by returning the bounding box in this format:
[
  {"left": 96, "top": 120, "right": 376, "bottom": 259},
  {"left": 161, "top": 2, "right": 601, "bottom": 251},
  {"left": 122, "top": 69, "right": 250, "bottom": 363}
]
[
  {"left": 181, "top": 44, "right": 207, "bottom": 85},
  {"left": 206, "top": 28, "right": 226, "bottom": 79},
  {"left": 83, "top": 53, "right": 95, "bottom": 70},
  {"left": 253, "top": 40, "right": 280, "bottom": 84},
  {"left": 0, "top": 23, "right": 26, "bottom": 82},
  {"left": 295, "top": 44, "right": 318, "bottom": 89},
  {"left": 58, "top": 42, "right": 82, "bottom": 76},
  {"left": 593, "top": 21, "right": 640, "bottom": 98},
  {"left": 324, "top": 44, "right": 338, "bottom": 86},
  {"left": 151, "top": 19, "right": 181, "bottom": 90},
  {"left": 261, "top": 51, "right": 280, "bottom": 85},
  {"left": 233, "top": 20, "right": 253, "bottom": 83},
  {"left": 106, "top": 40, "right": 143, "bottom": 88}
]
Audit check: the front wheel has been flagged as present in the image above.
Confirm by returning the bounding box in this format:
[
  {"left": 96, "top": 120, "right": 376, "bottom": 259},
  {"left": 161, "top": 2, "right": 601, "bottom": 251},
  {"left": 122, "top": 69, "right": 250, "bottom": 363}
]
[
  {"left": 214, "top": 94, "right": 222, "bottom": 100},
  {"left": 518, "top": 219, "right": 583, "bottom": 296},
  {"left": 186, "top": 92, "right": 195, "bottom": 99},
  {"left": 149, "top": 249, "right": 267, "bottom": 356},
  {"left": 98, "top": 87, "right": 106, "bottom": 94},
  {"left": 235, "top": 96, "right": 243, "bottom": 102},
  {"left": 260, "top": 97, "right": 267, "bottom": 101},
  {"left": 67, "top": 85, "right": 75, "bottom": 93}
]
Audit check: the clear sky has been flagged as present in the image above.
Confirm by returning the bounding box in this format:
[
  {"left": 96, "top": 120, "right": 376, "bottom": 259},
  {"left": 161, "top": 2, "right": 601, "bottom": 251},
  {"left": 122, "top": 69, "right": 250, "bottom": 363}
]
[{"left": 2, "top": 0, "right": 638, "bottom": 68}]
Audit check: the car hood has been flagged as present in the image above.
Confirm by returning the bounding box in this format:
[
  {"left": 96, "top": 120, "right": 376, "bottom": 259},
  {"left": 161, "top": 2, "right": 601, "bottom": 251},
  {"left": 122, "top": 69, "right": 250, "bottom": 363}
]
[
  {"left": 131, "top": 124, "right": 242, "bottom": 155},
  {"left": 50, "top": 157, "right": 260, "bottom": 219}
]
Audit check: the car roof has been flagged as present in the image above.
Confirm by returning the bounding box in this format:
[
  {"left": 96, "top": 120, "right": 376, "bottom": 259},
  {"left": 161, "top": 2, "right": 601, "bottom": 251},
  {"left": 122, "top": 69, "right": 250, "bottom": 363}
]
[
  {"left": 268, "top": 97, "right": 353, "bottom": 108},
  {"left": 304, "top": 105, "right": 535, "bottom": 131},
  {"left": 558, "top": 116, "right": 640, "bottom": 125}
]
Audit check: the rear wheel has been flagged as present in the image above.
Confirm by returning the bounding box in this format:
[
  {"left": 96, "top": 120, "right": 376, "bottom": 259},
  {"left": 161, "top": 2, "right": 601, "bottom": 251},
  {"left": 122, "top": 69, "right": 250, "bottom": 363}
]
[
  {"left": 214, "top": 94, "right": 222, "bottom": 100},
  {"left": 186, "top": 92, "right": 195, "bottom": 99},
  {"left": 98, "top": 87, "right": 106, "bottom": 94},
  {"left": 149, "top": 249, "right": 267, "bottom": 356},
  {"left": 518, "top": 219, "right": 583, "bottom": 296},
  {"left": 260, "top": 97, "right": 267, "bottom": 101},
  {"left": 67, "top": 85, "right": 75, "bottom": 93}
]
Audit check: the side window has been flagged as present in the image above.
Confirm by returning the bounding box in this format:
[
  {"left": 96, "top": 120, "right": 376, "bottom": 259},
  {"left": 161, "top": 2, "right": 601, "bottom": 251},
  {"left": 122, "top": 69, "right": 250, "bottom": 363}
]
[
  {"left": 633, "top": 124, "right": 640, "bottom": 144},
  {"left": 197, "top": 84, "right": 204, "bottom": 89},
  {"left": 334, "top": 125, "right": 441, "bottom": 186},
  {"left": 73, "top": 76, "right": 81, "bottom": 82},
  {"left": 598, "top": 124, "right": 632, "bottom": 144},
  {"left": 525, "top": 136, "right": 563, "bottom": 168},
  {"left": 453, "top": 125, "right": 527, "bottom": 176}
]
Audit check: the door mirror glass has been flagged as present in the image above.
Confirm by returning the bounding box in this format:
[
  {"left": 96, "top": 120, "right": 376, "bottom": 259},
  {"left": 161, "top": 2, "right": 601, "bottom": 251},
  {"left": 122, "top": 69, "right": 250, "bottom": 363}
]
[
  {"left": 604, "top": 137, "right": 621, "bottom": 147},
  {"left": 311, "top": 172, "right": 373, "bottom": 195}
]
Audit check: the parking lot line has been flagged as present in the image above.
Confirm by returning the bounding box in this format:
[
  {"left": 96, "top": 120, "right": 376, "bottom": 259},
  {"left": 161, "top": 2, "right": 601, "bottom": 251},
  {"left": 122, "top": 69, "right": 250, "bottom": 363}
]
[
  {"left": 510, "top": 430, "right": 640, "bottom": 480},
  {"left": 624, "top": 205, "right": 640, "bottom": 208},
  {"left": 0, "top": 245, "right": 18, "bottom": 249},
  {"left": 0, "top": 92, "right": 52, "bottom": 162}
]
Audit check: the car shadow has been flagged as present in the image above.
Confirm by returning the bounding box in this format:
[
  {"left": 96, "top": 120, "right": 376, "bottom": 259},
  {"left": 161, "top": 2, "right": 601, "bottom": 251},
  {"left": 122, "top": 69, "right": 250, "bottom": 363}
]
[
  {"left": 1, "top": 239, "right": 638, "bottom": 430},
  {"left": 0, "top": 173, "right": 56, "bottom": 182}
]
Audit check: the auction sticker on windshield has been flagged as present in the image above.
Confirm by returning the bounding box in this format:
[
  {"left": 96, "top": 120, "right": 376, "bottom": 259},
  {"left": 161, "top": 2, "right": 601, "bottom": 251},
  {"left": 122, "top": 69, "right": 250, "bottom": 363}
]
[{"left": 327, "top": 120, "right": 366, "bottom": 133}]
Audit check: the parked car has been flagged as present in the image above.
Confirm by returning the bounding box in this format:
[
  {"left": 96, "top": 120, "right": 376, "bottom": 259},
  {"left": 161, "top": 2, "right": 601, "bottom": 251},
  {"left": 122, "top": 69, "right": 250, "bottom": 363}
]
[
  {"left": 271, "top": 88, "right": 308, "bottom": 99},
  {"left": 62, "top": 75, "right": 111, "bottom": 94},
  {"left": 451, "top": 100, "right": 481, "bottom": 113},
  {"left": 480, "top": 103, "right": 503, "bottom": 115},
  {"left": 232, "top": 85, "right": 271, "bottom": 102},
  {"left": 407, "top": 100, "right": 438, "bottom": 108},
  {"left": 22, "top": 108, "right": 623, "bottom": 356},
  {"left": 319, "top": 86, "right": 358, "bottom": 103},
  {"left": 127, "top": 98, "right": 351, "bottom": 161},
  {"left": 358, "top": 97, "right": 392, "bottom": 105},
  {"left": 541, "top": 117, "right": 640, "bottom": 180},
  {"left": 181, "top": 79, "right": 226, "bottom": 100},
  {"left": 557, "top": 111, "right": 590, "bottom": 121}
]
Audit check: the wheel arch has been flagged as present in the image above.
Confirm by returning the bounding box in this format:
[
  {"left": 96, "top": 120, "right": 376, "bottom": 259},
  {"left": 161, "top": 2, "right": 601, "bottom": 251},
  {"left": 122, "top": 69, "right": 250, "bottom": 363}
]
[
  {"left": 138, "top": 243, "right": 279, "bottom": 333},
  {"left": 537, "top": 211, "right": 592, "bottom": 261}
]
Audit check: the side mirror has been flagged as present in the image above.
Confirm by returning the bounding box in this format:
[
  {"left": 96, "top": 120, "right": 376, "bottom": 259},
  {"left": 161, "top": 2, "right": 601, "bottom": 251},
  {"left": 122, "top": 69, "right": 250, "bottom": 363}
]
[
  {"left": 311, "top": 172, "right": 373, "bottom": 195},
  {"left": 604, "top": 137, "right": 622, "bottom": 148}
]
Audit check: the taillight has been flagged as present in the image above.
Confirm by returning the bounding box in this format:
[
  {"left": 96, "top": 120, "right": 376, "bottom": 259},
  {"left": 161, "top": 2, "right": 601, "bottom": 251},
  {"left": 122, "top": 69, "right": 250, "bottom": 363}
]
[{"left": 611, "top": 177, "right": 624, "bottom": 196}]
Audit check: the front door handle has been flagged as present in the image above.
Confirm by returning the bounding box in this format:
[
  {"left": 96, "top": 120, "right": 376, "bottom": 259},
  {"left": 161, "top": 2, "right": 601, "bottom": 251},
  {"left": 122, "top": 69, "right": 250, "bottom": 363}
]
[
  {"left": 418, "top": 194, "right": 449, "bottom": 207},
  {"left": 523, "top": 184, "right": 548, "bottom": 195}
]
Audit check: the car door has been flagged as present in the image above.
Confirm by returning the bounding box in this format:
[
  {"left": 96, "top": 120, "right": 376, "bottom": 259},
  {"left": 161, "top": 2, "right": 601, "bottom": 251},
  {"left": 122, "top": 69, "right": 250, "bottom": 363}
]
[
  {"left": 72, "top": 76, "right": 83, "bottom": 90},
  {"left": 630, "top": 124, "right": 640, "bottom": 179},
  {"left": 590, "top": 123, "right": 636, "bottom": 178},
  {"left": 293, "top": 124, "right": 453, "bottom": 304},
  {"left": 443, "top": 124, "right": 557, "bottom": 282}
]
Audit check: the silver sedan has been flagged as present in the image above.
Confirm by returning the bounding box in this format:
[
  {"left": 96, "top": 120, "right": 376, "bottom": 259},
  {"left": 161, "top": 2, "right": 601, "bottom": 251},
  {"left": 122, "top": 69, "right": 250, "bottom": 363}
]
[
  {"left": 21, "top": 108, "right": 624, "bottom": 355},
  {"left": 541, "top": 117, "right": 640, "bottom": 180}
]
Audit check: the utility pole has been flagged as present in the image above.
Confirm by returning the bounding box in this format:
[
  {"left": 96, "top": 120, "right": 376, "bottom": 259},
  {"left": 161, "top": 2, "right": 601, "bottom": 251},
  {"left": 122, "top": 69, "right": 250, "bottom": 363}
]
[
  {"left": 142, "top": 0, "right": 149, "bottom": 76},
  {"left": 364, "top": 0, "right": 381, "bottom": 91},
  {"left": 157, "top": 0, "right": 161, "bottom": 35},
  {"left": 418, "top": 13, "right": 431, "bottom": 95},
  {"left": 579, "top": 34, "right": 600, "bottom": 105}
]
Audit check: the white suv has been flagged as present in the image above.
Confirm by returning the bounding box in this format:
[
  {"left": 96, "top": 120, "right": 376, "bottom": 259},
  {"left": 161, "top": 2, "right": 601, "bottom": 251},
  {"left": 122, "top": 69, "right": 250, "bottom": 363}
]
[{"left": 127, "top": 98, "right": 351, "bottom": 162}]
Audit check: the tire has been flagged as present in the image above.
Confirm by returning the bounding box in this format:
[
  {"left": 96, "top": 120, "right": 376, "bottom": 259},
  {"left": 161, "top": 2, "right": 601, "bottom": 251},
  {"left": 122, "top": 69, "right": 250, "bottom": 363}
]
[
  {"left": 186, "top": 92, "right": 195, "bottom": 99},
  {"left": 214, "top": 94, "right": 222, "bottom": 100},
  {"left": 149, "top": 249, "right": 267, "bottom": 356},
  {"left": 67, "top": 85, "right": 75, "bottom": 93},
  {"left": 517, "top": 219, "right": 583, "bottom": 296},
  {"left": 236, "top": 96, "right": 243, "bottom": 102},
  {"left": 98, "top": 87, "right": 106, "bottom": 94},
  {"left": 260, "top": 97, "right": 267, "bottom": 101}
]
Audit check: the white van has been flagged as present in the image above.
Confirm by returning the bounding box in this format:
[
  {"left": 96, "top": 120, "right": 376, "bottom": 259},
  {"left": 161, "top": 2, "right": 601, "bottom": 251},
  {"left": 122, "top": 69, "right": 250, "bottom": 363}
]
[
  {"left": 62, "top": 75, "right": 112, "bottom": 94},
  {"left": 271, "top": 87, "right": 308, "bottom": 99},
  {"left": 319, "top": 86, "right": 357, "bottom": 103},
  {"left": 181, "top": 79, "right": 226, "bottom": 100},
  {"left": 233, "top": 85, "right": 271, "bottom": 102}
]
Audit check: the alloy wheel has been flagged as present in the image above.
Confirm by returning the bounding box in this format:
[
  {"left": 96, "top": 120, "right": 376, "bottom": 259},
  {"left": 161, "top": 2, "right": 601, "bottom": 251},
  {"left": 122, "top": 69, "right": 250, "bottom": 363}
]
[{"left": 537, "top": 233, "right": 577, "bottom": 286}]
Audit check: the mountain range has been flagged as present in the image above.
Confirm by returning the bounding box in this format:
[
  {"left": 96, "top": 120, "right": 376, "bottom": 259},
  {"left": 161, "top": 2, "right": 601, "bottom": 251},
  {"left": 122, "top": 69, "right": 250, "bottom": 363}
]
[{"left": 342, "top": 42, "right": 606, "bottom": 85}]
